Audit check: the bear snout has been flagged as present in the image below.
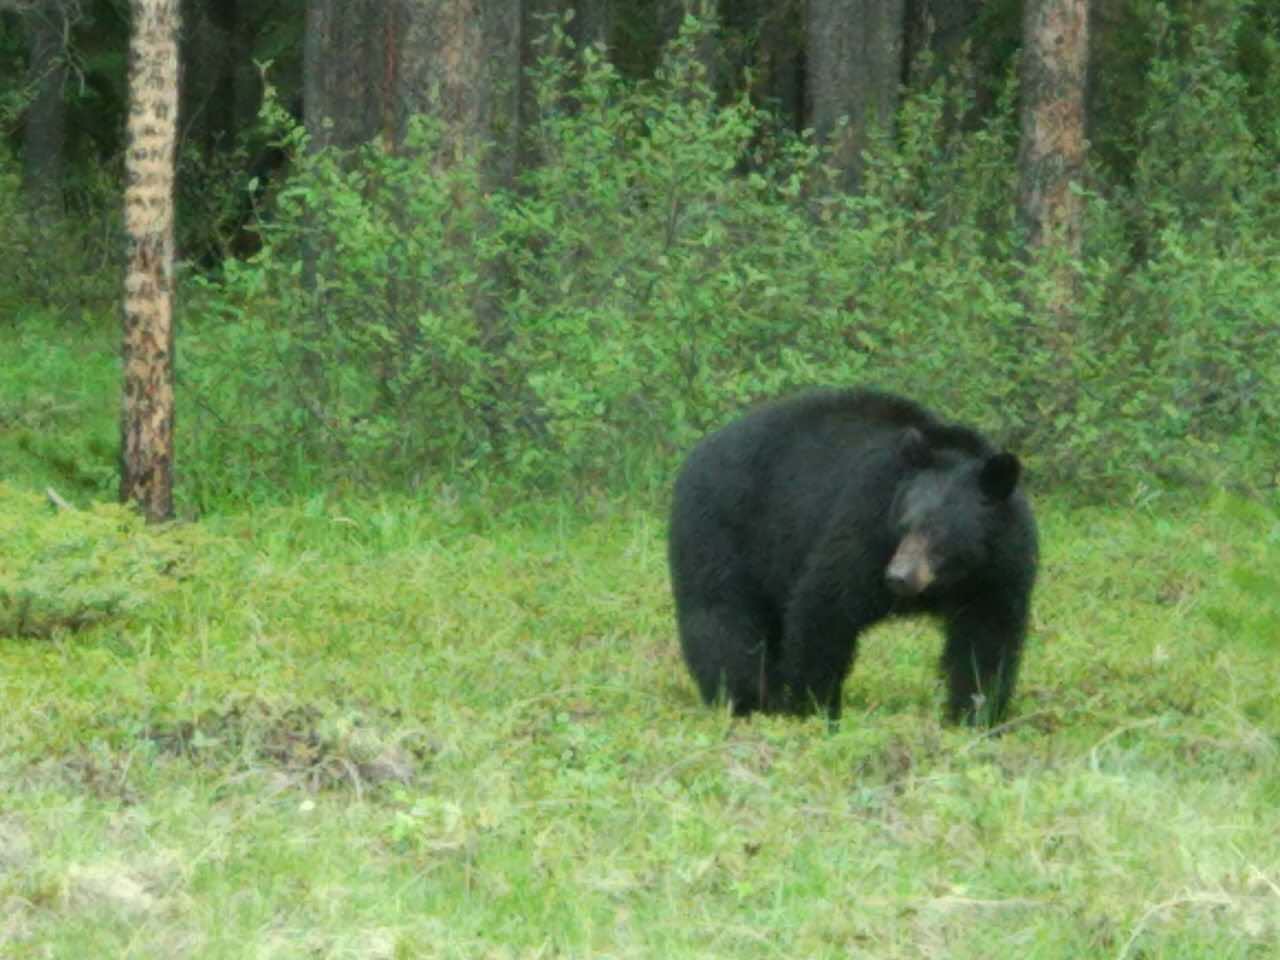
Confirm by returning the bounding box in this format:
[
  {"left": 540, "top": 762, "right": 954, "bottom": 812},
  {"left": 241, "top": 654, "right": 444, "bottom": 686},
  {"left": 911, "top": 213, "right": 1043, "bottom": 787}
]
[{"left": 886, "top": 532, "right": 935, "bottom": 596}]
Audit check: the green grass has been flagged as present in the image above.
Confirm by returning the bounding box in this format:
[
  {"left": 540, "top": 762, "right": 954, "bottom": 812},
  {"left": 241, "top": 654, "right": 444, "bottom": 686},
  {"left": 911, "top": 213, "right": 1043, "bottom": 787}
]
[
  {"left": 0, "top": 315, "right": 119, "bottom": 503},
  {"left": 3, "top": 319, "right": 1279, "bottom": 957},
  {"left": 2, "top": 483, "right": 1279, "bottom": 958}
]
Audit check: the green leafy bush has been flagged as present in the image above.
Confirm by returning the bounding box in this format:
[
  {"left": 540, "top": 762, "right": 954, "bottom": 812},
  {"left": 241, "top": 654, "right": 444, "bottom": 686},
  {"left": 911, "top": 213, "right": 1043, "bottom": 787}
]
[
  {"left": 0, "top": 148, "right": 120, "bottom": 321},
  {"left": 179, "top": 13, "right": 1280, "bottom": 508},
  {"left": 0, "top": 484, "right": 197, "bottom": 638}
]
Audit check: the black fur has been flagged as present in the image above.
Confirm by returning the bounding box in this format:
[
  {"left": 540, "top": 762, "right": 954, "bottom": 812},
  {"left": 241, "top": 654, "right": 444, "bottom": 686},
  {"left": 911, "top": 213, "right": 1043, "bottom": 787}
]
[{"left": 668, "top": 387, "right": 1038, "bottom": 724}]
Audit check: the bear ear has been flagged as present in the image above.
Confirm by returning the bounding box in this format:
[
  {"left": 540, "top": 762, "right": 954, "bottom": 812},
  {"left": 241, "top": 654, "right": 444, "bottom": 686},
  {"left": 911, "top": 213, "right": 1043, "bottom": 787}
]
[
  {"left": 899, "top": 428, "right": 931, "bottom": 468},
  {"left": 979, "top": 452, "right": 1021, "bottom": 502}
]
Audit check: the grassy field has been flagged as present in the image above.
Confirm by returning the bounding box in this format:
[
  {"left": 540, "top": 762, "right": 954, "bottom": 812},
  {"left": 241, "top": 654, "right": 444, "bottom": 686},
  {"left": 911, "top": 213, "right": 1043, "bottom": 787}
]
[
  {"left": 3, "top": 484, "right": 1279, "bottom": 958},
  {"left": 2, "top": 324, "right": 1280, "bottom": 958}
]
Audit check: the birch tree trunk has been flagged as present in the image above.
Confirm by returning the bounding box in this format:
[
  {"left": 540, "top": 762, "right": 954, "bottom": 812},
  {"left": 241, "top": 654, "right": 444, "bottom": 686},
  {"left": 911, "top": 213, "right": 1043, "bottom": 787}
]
[{"left": 120, "top": 0, "right": 180, "bottom": 522}]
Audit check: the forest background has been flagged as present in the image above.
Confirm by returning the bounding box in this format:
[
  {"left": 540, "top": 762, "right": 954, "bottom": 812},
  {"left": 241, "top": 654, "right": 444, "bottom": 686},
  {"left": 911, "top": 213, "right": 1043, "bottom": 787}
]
[
  {"left": 2, "top": 0, "right": 1277, "bottom": 507},
  {"left": 1, "top": 2, "right": 1279, "bottom": 957}
]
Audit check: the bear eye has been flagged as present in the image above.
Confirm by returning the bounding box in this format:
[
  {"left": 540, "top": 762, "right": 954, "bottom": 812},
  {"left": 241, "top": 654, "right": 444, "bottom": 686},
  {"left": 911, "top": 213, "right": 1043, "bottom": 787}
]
[{"left": 943, "top": 543, "right": 984, "bottom": 574}]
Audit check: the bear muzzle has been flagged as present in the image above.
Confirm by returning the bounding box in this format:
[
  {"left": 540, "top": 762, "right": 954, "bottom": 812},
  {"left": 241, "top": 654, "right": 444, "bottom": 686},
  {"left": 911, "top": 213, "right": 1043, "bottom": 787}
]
[{"left": 886, "top": 531, "right": 935, "bottom": 597}]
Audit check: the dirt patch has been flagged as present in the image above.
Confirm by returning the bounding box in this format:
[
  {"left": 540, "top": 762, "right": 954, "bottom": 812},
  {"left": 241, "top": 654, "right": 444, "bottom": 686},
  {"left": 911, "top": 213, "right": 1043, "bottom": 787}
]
[
  {"left": 65, "top": 862, "right": 159, "bottom": 916},
  {"left": 0, "top": 896, "right": 34, "bottom": 952},
  {"left": 0, "top": 816, "right": 33, "bottom": 876},
  {"left": 142, "top": 701, "right": 435, "bottom": 793},
  {"left": 56, "top": 752, "right": 144, "bottom": 805}
]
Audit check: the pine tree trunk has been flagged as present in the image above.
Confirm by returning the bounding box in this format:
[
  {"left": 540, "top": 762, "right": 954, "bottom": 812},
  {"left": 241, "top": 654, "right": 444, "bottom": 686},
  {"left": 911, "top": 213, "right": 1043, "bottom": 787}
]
[
  {"left": 300, "top": 1, "right": 397, "bottom": 395},
  {"left": 753, "top": 0, "right": 805, "bottom": 132},
  {"left": 121, "top": 0, "right": 180, "bottom": 523},
  {"left": 181, "top": 0, "right": 257, "bottom": 152},
  {"left": 303, "top": 0, "right": 394, "bottom": 150},
  {"left": 903, "top": 0, "right": 980, "bottom": 89},
  {"left": 1018, "top": 0, "right": 1088, "bottom": 313},
  {"left": 807, "top": 0, "right": 906, "bottom": 191},
  {"left": 22, "top": 1, "right": 69, "bottom": 214},
  {"left": 396, "top": 0, "right": 525, "bottom": 444},
  {"left": 571, "top": 0, "right": 612, "bottom": 50},
  {"left": 396, "top": 0, "right": 523, "bottom": 171}
]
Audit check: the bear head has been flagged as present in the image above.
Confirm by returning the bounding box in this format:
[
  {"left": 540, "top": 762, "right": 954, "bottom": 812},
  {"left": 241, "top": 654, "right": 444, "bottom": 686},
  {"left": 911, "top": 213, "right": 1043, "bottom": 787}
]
[{"left": 885, "top": 428, "right": 1021, "bottom": 599}]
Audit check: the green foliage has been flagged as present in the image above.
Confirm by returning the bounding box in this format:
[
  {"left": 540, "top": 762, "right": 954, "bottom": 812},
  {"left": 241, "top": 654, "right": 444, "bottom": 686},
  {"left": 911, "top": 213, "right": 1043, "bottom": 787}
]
[
  {"left": 166, "top": 12, "right": 1277, "bottom": 505},
  {"left": 175, "top": 134, "right": 260, "bottom": 267},
  {"left": 1065, "top": 1, "right": 1280, "bottom": 492},
  {"left": 0, "top": 146, "right": 120, "bottom": 319},
  {"left": 1130, "top": 2, "right": 1274, "bottom": 245},
  {"left": 183, "top": 96, "right": 501, "bottom": 504},
  {"left": 0, "top": 315, "right": 118, "bottom": 498},
  {"left": 0, "top": 483, "right": 199, "bottom": 638},
  {"left": 0, "top": 150, "right": 27, "bottom": 308}
]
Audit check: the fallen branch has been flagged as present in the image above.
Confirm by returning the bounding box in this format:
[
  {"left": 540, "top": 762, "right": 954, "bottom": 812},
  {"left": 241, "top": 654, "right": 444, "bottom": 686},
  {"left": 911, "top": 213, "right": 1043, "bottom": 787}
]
[{"left": 45, "top": 486, "right": 74, "bottom": 511}]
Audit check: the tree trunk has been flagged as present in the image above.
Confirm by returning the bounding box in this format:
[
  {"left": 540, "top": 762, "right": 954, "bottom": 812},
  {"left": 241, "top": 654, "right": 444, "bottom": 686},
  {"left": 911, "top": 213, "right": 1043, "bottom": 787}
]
[
  {"left": 300, "top": 0, "right": 397, "bottom": 391},
  {"left": 396, "top": 0, "right": 525, "bottom": 445},
  {"left": 395, "top": 0, "right": 523, "bottom": 177},
  {"left": 903, "top": 0, "right": 980, "bottom": 87},
  {"left": 1018, "top": 0, "right": 1088, "bottom": 313},
  {"left": 121, "top": 0, "right": 180, "bottom": 523},
  {"left": 303, "top": 0, "right": 394, "bottom": 150},
  {"left": 807, "top": 0, "right": 906, "bottom": 191},
  {"left": 679, "top": 0, "right": 720, "bottom": 98},
  {"left": 180, "top": 0, "right": 258, "bottom": 152},
  {"left": 22, "top": 0, "right": 70, "bottom": 214},
  {"left": 571, "top": 0, "right": 612, "bottom": 51},
  {"left": 752, "top": 0, "right": 805, "bottom": 132}
]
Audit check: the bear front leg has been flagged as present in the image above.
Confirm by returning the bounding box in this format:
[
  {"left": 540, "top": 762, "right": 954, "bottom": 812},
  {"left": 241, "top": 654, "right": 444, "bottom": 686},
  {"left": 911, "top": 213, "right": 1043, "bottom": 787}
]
[
  {"left": 780, "top": 579, "right": 863, "bottom": 721},
  {"left": 941, "top": 595, "right": 1029, "bottom": 726}
]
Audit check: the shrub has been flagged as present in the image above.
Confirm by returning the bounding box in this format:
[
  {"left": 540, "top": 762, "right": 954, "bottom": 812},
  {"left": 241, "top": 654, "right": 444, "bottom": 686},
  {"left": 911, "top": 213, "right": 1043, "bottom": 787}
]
[
  {"left": 0, "top": 484, "right": 199, "bottom": 638},
  {"left": 179, "top": 13, "right": 1280, "bottom": 508}
]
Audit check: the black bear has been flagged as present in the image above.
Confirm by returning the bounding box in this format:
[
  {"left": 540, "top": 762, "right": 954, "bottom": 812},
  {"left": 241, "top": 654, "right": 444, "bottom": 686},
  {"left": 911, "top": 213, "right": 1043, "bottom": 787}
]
[{"left": 668, "top": 387, "right": 1038, "bottom": 725}]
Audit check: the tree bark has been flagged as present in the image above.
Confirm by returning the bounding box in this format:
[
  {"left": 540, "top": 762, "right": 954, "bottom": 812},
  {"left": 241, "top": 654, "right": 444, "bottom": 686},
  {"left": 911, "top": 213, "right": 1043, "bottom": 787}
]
[
  {"left": 304, "top": 0, "right": 394, "bottom": 150},
  {"left": 395, "top": 0, "right": 523, "bottom": 178},
  {"left": 300, "top": 0, "right": 397, "bottom": 382},
  {"left": 180, "top": 0, "right": 259, "bottom": 152},
  {"left": 570, "top": 0, "right": 612, "bottom": 51},
  {"left": 22, "top": 0, "right": 70, "bottom": 214},
  {"left": 1018, "top": 0, "right": 1088, "bottom": 312},
  {"left": 121, "top": 0, "right": 180, "bottom": 523},
  {"left": 752, "top": 0, "right": 805, "bottom": 131},
  {"left": 395, "top": 0, "right": 526, "bottom": 444},
  {"left": 807, "top": 0, "right": 906, "bottom": 191},
  {"left": 903, "top": 0, "right": 980, "bottom": 87}
]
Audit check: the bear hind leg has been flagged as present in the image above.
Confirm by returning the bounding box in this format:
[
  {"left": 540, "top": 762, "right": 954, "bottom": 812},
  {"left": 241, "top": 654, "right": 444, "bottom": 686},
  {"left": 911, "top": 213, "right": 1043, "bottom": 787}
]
[{"left": 678, "top": 602, "right": 781, "bottom": 715}]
